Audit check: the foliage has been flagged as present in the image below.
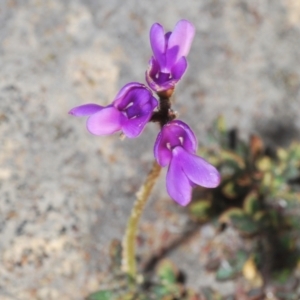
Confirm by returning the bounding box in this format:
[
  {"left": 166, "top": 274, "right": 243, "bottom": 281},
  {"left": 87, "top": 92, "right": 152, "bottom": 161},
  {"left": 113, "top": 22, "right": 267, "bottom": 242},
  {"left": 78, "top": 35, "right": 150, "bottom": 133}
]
[
  {"left": 86, "top": 240, "right": 199, "bottom": 300},
  {"left": 189, "top": 116, "right": 300, "bottom": 296}
]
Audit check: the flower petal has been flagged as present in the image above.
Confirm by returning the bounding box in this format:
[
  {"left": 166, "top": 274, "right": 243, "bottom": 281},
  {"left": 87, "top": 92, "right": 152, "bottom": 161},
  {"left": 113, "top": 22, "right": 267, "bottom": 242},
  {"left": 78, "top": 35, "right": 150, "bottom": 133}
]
[
  {"left": 146, "top": 73, "right": 177, "bottom": 93},
  {"left": 167, "top": 20, "right": 195, "bottom": 62},
  {"left": 165, "top": 45, "right": 180, "bottom": 71},
  {"left": 113, "top": 82, "right": 146, "bottom": 108},
  {"left": 86, "top": 106, "right": 123, "bottom": 135},
  {"left": 122, "top": 92, "right": 157, "bottom": 138},
  {"left": 68, "top": 104, "right": 103, "bottom": 116},
  {"left": 173, "top": 146, "right": 221, "bottom": 188},
  {"left": 166, "top": 156, "right": 192, "bottom": 206},
  {"left": 154, "top": 130, "right": 172, "bottom": 167},
  {"left": 173, "top": 120, "right": 198, "bottom": 153},
  {"left": 150, "top": 23, "right": 166, "bottom": 68},
  {"left": 122, "top": 114, "right": 150, "bottom": 138},
  {"left": 154, "top": 120, "right": 197, "bottom": 167},
  {"left": 121, "top": 87, "right": 156, "bottom": 117},
  {"left": 171, "top": 56, "right": 187, "bottom": 80}
]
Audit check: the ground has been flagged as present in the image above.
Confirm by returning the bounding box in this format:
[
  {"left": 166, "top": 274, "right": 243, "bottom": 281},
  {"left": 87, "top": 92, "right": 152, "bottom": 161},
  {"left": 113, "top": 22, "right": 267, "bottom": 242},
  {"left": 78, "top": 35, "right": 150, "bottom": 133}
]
[{"left": 0, "top": 0, "right": 300, "bottom": 299}]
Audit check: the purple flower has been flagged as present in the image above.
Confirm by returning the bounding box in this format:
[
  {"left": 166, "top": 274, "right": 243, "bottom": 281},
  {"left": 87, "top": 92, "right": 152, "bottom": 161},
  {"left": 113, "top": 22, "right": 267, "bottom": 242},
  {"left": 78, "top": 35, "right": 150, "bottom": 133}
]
[
  {"left": 154, "top": 120, "right": 220, "bottom": 206},
  {"left": 69, "top": 82, "right": 158, "bottom": 138},
  {"left": 146, "top": 20, "right": 195, "bottom": 93}
]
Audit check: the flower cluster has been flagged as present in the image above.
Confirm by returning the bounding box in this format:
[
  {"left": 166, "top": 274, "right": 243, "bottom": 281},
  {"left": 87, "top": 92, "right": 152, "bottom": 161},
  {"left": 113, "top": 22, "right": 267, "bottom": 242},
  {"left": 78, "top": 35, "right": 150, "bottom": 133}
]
[
  {"left": 69, "top": 20, "right": 220, "bottom": 206},
  {"left": 146, "top": 20, "right": 195, "bottom": 94},
  {"left": 69, "top": 83, "right": 157, "bottom": 138}
]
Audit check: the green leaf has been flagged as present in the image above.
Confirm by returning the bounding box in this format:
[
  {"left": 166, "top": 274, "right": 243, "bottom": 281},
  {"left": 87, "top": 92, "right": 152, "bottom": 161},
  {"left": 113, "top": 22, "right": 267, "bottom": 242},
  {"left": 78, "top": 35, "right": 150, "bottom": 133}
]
[
  {"left": 230, "top": 214, "right": 260, "bottom": 235},
  {"left": 216, "top": 251, "right": 247, "bottom": 281},
  {"left": 220, "top": 150, "right": 245, "bottom": 170},
  {"left": 216, "top": 115, "right": 226, "bottom": 134},
  {"left": 272, "top": 269, "right": 293, "bottom": 284},
  {"left": 216, "top": 261, "right": 236, "bottom": 281},
  {"left": 154, "top": 260, "right": 181, "bottom": 298},
  {"left": 87, "top": 290, "right": 113, "bottom": 300},
  {"left": 256, "top": 156, "right": 272, "bottom": 172},
  {"left": 219, "top": 208, "right": 244, "bottom": 224},
  {"left": 189, "top": 200, "right": 212, "bottom": 222},
  {"left": 222, "top": 181, "right": 238, "bottom": 199},
  {"left": 243, "top": 191, "right": 260, "bottom": 215},
  {"left": 200, "top": 287, "right": 223, "bottom": 300},
  {"left": 235, "top": 250, "right": 248, "bottom": 271},
  {"left": 287, "top": 215, "right": 300, "bottom": 230},
  {"left": 275, "top": 291, "right": 298, "bottom": 300},
  {"left": 156, "top": 260, "right": 177, "bottom": 284}
]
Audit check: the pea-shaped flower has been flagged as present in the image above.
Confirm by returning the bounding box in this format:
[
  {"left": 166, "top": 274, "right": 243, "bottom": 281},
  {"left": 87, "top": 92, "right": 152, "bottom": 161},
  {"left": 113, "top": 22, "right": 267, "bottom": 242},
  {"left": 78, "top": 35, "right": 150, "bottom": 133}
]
[
  {"left": 146, "top": 20, "right": 195, "bottom": 94},
  {"left": 69, "top": 82, "right": 158, "bottom": 138},
  {"left": 154, "top": 120, "right": 220, "bottom": 206}
]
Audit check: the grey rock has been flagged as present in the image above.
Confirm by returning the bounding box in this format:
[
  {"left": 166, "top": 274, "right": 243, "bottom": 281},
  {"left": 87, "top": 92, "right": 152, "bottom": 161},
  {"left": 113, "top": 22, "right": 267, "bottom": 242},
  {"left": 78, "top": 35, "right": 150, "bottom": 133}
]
[{"left": 0, "top": 0, "right": 299, "bottom": 299}]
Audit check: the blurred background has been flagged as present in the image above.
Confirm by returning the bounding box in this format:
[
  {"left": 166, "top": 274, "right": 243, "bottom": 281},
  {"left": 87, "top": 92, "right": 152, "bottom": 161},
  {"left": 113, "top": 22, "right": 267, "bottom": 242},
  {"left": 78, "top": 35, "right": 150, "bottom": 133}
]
[{"left": 0, "top": 0, "right": 299, "bottom": 299}]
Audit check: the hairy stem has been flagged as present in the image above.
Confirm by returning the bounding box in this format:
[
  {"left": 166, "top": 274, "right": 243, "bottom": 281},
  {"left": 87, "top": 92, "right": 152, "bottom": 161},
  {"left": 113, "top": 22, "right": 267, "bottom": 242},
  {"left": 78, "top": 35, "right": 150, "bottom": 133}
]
[{"left": 122, "top": 161, "right": 162, "bottom": 281}]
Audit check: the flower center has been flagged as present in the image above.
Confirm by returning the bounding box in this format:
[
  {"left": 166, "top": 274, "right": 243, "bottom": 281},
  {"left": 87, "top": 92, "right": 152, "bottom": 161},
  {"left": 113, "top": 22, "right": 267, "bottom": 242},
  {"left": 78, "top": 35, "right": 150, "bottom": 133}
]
[
  {"left": 156, "top": 72, "right": 171, "bottom": 83},
  {"left": 165, "top": 135, "right": 184, "bottom": 151}
]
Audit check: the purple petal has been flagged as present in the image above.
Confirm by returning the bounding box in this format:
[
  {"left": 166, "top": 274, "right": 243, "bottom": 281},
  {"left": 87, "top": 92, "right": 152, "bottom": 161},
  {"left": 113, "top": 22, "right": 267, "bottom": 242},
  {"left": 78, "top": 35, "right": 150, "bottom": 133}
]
[
  {"left": 165, "top": 32, "right": 171, "bottom": 43},
  {"left": 154, "top": 120, "right": 197, "bottom": 167},
  {"left": 122, "top": 93, "right": 157, "bottom": 138},
  {"left": 165, "top": 45, "right": 179, "bottom": 71},
  {"left": 146, "top": 72, "right": 177, "bottom": 93},
  {"left": 122, "top": 114, "right": 150, "bottom": 138},
  {"left": 166, "top": 156, "right": 192, "bottom": 206},
  {"left": 68, "top": 104, "right": 103, "bottom": 116},
  {"left": 164, "top": 120, "right": 197, "bottom": 152},
  {"left": 171, "top": 56, "right": 187, "bottom": 80},
  {"left": 147, "top": 57, "right": 160, "bottom": 77},
  {"left": 146, "top": 57, "right": 178, "bottom": 92},
  {"left": 154, "top": 130, "right": 172, "bottom": 167},
  {"left": 119, "top": 87, "right": 155, "bottom": 115},
  {"left": 113, "top": 82, "right": 146, "bottom": 107},
  {"left": 167, "top": 20, "right": 195, "bottom": 62},
  {"left": 86, "top": 106, "right": 123, "bottom": 135},
  {"left": 150, "top": 23, "right": 166, "bottom": 68},
  {"left": 149, "top": 94, "right": 159, "bottom": 109},
  {"left": 173, "top": 146, "right": 221, "bottom": 188}
]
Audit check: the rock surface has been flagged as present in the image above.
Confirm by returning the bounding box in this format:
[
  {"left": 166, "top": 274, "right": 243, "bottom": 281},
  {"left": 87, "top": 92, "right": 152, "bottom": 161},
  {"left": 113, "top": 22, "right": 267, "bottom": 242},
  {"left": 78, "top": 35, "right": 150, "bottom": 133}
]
[{"left": 0, "top": 0, "right": 299, "bottom": 299}]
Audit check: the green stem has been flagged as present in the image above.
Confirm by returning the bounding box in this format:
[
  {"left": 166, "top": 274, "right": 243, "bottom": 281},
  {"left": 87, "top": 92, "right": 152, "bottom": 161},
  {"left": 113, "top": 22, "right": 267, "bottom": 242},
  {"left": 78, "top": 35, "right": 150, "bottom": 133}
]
[{"left": 122, "top": 160, "right": 161, "bottom": 281}]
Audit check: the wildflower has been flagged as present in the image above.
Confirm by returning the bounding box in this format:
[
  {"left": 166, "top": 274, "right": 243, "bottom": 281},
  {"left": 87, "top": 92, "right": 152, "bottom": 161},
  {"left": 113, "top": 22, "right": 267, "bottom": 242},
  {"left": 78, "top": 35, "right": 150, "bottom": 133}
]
[
  {"left": 154, "top": 120, "right": 220, "bottom": 206},
  {"left": 69, "top": 82, "right": 158, "bottom": 138},
  {"left": 146, "top": 19, "right": 195, "bottom": 94}
]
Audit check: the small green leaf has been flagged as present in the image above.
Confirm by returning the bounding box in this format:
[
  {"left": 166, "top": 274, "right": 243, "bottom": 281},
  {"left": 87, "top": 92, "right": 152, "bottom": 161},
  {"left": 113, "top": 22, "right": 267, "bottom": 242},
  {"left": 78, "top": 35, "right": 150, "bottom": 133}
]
[
  {"left": 87, "top": 290, "right": 113, "bottom": 300},
  {"left": 216, "top": 115, "right": 226, "bottom": 134},
  {"left": 200, "top": 287, "right": 223, "bottom": 300},
  {"left": 287, "top": 215, "right": 300, "bottom": 230},
  {"left": 277, "top": 148, "right": 288, "bottom": 161},
  {"left": 216, "top": 261, "right": 236, "bottom": 281},
  {"left": 275, "top": 291, "right": 298, "bottom": 300},
  {"left": 253, "top": 211, "right": 269, "bottom": 228},
  {"left": 230, "top": 214, "right": 259, "bottom": 235},
  {"left": 235, "top": 250, "right": 248, "bottom": 271},
  {"left": 189, "top": 200, "right": 212, "bottom": 222},
  {"left": 243, "top": 191, "right": 260, "bottom": 215},
  {"left": 256, "top": 156, "right": 272, "bottom": 172},
  {"left": 222, "top": 181, "right": 237, "bottom": 199},
  {"left": 219, "top": 208, "right": 260, "bottom": 235},
  {"left": 219, "top": 208, "right": 244, "bottom": 224},
  {"left": 156, "top": 260, "right": 178, "bottom": 285},
  {"left": 220, "top": 150, "right": 245, "bottom": 169},
  {"left": 272, "top": 269, "right": 293, "bottom": 284},
  {"left": 216, "top": 251, "right": 248, "bottom": 281}
]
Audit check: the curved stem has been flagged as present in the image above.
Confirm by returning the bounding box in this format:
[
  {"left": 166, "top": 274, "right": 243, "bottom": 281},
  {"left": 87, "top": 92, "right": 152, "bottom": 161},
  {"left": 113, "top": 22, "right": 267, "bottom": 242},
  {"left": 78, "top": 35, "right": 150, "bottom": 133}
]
[{"left": 122, "top": 161, "right": 162, "bottom": 280}]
